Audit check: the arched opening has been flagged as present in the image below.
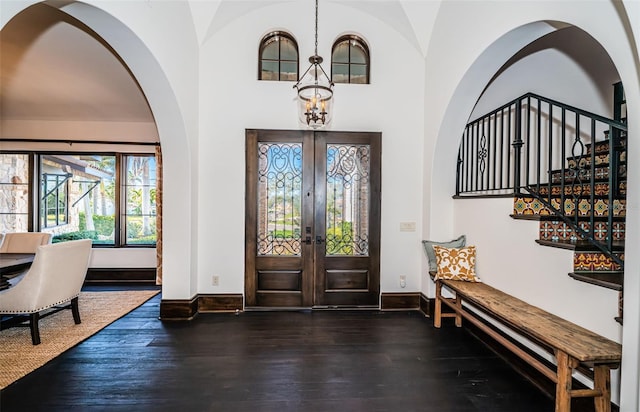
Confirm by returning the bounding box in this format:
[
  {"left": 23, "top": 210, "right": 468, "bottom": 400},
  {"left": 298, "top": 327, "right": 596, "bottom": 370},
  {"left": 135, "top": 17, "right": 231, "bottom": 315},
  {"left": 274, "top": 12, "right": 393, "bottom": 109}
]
[{"left": 0, "top": 1, "right": 194, "bottom": 299}]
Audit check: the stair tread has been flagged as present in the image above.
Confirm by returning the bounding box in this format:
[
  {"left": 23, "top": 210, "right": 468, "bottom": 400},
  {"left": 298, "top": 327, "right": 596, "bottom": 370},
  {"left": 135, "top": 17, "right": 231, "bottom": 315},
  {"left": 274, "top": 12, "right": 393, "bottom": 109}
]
[
  {"left": 536, "top": 239, "right": 625, "bottom": 251},
  {"left": 569, "top": 272, "right": 623, "bottom": 291},
  {"left": 536, "top": 214, "right": 626, "bottom": 222}
]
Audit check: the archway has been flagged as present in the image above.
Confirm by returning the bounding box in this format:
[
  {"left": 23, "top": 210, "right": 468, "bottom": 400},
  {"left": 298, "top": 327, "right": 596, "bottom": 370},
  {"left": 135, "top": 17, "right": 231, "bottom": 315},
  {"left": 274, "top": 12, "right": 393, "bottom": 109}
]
[{"left": 1, "top": 1, "right": 195, "bottom": 300}]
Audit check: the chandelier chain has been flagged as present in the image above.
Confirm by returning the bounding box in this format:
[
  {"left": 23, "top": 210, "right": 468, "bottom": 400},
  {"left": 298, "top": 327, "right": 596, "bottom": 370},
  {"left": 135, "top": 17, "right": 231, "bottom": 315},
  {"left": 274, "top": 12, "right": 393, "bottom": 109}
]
[{"left": 314, "top": 0, "right": 319, "bottom": 56}]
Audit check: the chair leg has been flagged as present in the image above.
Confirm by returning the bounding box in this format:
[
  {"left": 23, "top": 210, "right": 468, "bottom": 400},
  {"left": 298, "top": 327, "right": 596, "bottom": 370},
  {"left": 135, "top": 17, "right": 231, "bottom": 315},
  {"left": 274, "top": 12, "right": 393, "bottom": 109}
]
[
  {"left": 71, "top": 296, "right": 81, "bottom": 324},
  {"left": 30, "top": 312, "right": 41, "bottom": 345}
]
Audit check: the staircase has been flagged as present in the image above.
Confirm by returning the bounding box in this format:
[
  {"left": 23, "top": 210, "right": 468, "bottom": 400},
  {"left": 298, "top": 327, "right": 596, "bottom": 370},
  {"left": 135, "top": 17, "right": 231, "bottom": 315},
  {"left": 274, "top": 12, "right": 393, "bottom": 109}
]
[
  {"left": 511, "top": 130, "right": 626, "bottom": 323},
  {"left": 456, "top": 87, "right": 627, "bottom": 323}
]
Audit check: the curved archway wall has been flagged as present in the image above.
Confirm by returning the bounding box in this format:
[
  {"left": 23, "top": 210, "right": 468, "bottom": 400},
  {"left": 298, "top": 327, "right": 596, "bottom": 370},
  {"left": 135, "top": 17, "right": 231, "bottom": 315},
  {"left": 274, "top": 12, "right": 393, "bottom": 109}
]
[
  {"left": 424, "top": 2, "right": 639, "bottom": 409},
  {"left": 1, "top": 1, "right": 198, "bottom": 300}
]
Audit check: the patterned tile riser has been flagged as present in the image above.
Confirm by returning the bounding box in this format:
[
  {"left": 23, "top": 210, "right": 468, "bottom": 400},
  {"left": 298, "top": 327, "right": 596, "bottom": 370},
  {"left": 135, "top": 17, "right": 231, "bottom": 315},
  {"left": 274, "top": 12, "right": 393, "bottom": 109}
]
[
  {"left": 567, "top": 153, "right": 611, "bottom": 169},
  {"left": 567, "top": 152, "right": 627, "bottom": 169},
  {"left": 549, "top": 198, "right": 626, "bottom": 218},
  {"left": 586, "top": 138, "right": 626, "bottom": 155},
  {"left": 550, "top": 164, "right": 626, "bottom": 183},
  {"left": 537, "top": 182, "right": 625, "bottom": 197},
  {"left": 539, "top": 220, "right": 626, "bottom": 242},
  {"left": 513, "top": 197, "right": 626, "bottom": 217},
  {"left": 574, "top": 252, "right": 624, "bottom": 272},
  {"left": 513, "top": 197, "right": 552, "bottom": 216}
]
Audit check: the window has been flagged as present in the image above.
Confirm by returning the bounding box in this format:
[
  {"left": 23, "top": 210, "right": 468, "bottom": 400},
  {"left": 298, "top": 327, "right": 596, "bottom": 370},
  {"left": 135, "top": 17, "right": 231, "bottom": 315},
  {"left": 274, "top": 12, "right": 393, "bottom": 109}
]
[
  {"left": 123, "top": 155, "right": 156, "bottom": 245},
  {"left": 0, "top": 152, "right": 156, "bottom": 247},
  {"left": 40, "top": 154, "right": 117, "bottom": 244},
  {"left": 331, "top": 35, "right": 370, "bottom": 84},
  {"left": 259, "top": 31, "right": 298, "bottom": 81}
]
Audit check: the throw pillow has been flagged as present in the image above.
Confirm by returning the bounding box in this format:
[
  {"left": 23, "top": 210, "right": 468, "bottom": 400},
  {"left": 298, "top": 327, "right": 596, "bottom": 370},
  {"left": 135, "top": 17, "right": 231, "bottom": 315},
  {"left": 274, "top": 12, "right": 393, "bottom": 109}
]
[
  {"left": 422, "top": 235, "right": 466, "bottom": 273},
  {"left": 432, "top": 245, "right": 481, "bottom": 282}
]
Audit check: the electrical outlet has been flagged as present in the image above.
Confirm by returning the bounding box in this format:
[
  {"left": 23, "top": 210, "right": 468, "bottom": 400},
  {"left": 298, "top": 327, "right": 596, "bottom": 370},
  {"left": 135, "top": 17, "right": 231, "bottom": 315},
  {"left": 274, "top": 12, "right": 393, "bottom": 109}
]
[
  {"left": 212, "top": 275, "right": 220, "bottom": 286},
  {"left": 400, "top": 275, "right": 407, "bottom": 288}
]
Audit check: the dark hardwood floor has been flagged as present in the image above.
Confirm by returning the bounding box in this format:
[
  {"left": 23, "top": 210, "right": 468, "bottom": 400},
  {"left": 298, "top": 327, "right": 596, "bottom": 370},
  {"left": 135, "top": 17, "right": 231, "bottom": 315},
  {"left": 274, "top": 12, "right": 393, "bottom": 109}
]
[{"left": 0, "top": 288, "right": 560, "bottom": 411}]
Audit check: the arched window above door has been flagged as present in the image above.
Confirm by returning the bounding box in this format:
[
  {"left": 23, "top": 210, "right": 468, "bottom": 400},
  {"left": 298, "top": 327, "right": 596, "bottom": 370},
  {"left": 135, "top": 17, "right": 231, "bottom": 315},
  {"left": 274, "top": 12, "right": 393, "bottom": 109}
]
[
  {"left": 331, "top": 35, "right": 370, "bottom": 84},
  {"left": 259, "top": 31, "right": 298, "bottom": 81}
]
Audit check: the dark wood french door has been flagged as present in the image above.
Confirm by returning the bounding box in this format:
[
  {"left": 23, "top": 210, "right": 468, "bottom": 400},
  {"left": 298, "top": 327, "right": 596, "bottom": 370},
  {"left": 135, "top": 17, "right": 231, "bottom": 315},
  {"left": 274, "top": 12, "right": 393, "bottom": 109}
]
[{"left": 245, "top": 129, "right": 381, "bottom": 309}]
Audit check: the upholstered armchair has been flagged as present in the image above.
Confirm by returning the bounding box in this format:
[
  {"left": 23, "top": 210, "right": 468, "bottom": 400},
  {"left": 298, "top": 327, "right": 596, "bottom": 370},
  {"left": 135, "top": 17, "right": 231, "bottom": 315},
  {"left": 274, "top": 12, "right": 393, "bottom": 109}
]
[
  {"left": 0, "top": 239, "right": 92, "bottom": 345},
  {"left": 0, "top": 231, "right": 53, "bottom": 253}
]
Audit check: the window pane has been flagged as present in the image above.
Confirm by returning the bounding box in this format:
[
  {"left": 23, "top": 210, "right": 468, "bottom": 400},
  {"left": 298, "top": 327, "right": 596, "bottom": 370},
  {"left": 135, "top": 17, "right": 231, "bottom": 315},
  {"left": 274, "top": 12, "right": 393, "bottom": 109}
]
[
  {"left": 260, "top": 32, "right": 298, "bottom": 82},
  {"left": 262, "top": 41, "right": 279, "bottom": 60},
  {"left": 40, "top": 155, "right": 116, "bottom": 245},
  {"left": 280, "top": 61, "right": 297, "bottom": 81},
  {"left": 332, "top": 63, "right": 349, "bottom": 83},
  {"left": 257, "top": 143, "right": 302, "bottom": 256},
  {"left": 350, "top": 64, "right": 368, "bottom": 84},
  {"left": 0, "top": 154, "right": 30, "bottom": 232},
  {"left": 261, "top": 61, "right": 279, "bottom": 81},
  {"left": 325, "top": 144, "right": 370, "bottom": 256},
  {"left": 332, "top": 42, "right": 349, "bottom": 63},
  {"left": 124, "top": 156, "right": 157, "bottom": 245},
  {"left": 280, "top": 38, "right": 297, "bottom": 60},
  {"left": 350, "top": 44, "right": 367, "bottom": 64}
]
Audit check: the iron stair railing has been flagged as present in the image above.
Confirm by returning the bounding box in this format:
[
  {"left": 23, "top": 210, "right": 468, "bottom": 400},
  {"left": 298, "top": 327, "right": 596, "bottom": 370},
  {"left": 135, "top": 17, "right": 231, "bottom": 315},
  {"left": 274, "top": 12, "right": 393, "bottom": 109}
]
[{"left": 456, "top": 92, "right": 627, "bottom": 268}]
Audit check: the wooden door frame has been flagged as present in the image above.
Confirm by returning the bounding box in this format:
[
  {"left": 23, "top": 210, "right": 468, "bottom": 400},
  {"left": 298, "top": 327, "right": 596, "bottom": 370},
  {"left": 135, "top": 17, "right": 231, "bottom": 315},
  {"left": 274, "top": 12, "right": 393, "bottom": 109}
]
[{"left": 245, "top": 129, "right": 381, "bottom": 309}]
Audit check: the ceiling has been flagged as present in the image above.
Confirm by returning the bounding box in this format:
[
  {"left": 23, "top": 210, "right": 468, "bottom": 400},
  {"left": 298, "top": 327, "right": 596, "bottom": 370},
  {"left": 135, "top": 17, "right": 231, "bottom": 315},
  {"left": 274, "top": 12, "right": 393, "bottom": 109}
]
[
  {"left": 0, "top": 3, "right": 157, "bottom": 143},
  {"left": 0, "top": 1, "right": 429, "bottom": 145}
]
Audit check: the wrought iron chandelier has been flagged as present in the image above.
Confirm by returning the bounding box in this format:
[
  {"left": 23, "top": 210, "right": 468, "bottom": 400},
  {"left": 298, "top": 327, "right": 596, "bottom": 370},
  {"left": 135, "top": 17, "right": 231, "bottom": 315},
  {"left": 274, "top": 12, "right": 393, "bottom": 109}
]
[{"left": 294, "top": 0, "right": 334, "bottom": 128}]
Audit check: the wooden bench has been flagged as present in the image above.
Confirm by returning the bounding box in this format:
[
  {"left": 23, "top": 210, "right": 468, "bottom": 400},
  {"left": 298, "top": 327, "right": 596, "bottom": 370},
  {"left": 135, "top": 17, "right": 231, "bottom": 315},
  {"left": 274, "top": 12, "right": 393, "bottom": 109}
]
[{"left": 434, "top": 278, "right": 622, "bottom": 412}]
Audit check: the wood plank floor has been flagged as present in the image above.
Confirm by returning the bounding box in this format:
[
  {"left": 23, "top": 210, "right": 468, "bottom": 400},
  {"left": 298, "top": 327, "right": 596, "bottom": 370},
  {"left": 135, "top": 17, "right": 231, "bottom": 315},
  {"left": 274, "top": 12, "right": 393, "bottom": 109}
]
[{"left": 0, "top": 288, "right": 562, "bottom": 411}]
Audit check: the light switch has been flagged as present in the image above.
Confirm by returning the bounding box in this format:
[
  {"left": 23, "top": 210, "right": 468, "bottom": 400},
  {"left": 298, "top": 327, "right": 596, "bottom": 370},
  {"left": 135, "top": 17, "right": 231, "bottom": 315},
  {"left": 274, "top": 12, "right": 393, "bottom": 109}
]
[{"left": 399, "top": 221, "right": 416, "bottom": 232}]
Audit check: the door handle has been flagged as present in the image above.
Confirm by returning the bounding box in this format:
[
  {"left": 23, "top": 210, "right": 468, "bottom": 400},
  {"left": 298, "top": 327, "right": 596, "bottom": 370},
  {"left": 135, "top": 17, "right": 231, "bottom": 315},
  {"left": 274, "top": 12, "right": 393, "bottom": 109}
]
[
  {"left": 315, "top": 236, "right": 324, "bottom": 244},
  {"left": 304, "top": 236, "right": 312, "bottom": 245}
]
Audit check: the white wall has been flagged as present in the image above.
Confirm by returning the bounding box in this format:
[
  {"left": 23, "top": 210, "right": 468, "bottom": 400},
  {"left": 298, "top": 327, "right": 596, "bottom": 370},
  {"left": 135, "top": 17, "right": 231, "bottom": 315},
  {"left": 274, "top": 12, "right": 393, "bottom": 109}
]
[
  {"left": 423, "top": 1, "right": 639, "bottom": 409},
  {"left": 197, "top": 1, "right": 427, "bottom": 295},
  {"left": 471, "top": 26, "right": 620, "bottom": 121}
]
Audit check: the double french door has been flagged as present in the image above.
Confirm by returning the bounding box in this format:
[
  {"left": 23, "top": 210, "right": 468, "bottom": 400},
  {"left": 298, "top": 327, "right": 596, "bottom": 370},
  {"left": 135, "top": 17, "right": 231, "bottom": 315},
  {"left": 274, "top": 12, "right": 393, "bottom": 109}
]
[{"left": 245, "top": 129, "right": 381, "bottom": 308}]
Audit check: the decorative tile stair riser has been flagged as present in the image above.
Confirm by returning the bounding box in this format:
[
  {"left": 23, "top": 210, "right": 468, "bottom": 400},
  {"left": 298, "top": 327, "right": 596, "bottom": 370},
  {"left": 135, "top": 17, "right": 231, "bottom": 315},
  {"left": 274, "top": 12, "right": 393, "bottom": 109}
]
[
  {"left": 539, "top": 220, "right": 625, "bottom": 242},
  {"left": 513, "top": 197, "right": 626, "bottom": 218},
  {"left": 537, "top": 182, "right": 626, "bottom": 197},
  {"left": 574, "top": 252, "right": 624, "bottom": 272},
  {"left": 550, "top": 164, "right": 626, "bottom": 183},
  {"left": 549, "top": 198, "right": 625, "bottom": 218}
]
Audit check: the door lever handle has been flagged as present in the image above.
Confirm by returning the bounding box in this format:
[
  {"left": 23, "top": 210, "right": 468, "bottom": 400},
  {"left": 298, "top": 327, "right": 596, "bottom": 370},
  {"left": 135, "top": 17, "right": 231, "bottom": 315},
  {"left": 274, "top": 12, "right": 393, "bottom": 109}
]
[{"left": 315, "top": 236, "right": 324, "bottom": 244}]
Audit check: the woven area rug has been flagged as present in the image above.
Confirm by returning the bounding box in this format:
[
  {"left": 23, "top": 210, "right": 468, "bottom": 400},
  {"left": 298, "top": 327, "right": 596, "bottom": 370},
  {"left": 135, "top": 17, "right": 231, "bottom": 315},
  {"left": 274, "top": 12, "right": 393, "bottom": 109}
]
[{"left": 0, "top": 289, "right": 159, "bottom": 389}]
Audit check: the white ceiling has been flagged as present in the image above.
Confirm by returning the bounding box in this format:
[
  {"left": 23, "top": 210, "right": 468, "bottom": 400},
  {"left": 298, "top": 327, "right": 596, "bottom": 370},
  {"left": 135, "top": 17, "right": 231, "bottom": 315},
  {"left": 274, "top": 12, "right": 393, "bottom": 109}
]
[
  {"left": 0, "top": 3, "right": 156, "bottom": 142},
  {"left": 0, "top": 1, "right": 430, "bottom": 144}
]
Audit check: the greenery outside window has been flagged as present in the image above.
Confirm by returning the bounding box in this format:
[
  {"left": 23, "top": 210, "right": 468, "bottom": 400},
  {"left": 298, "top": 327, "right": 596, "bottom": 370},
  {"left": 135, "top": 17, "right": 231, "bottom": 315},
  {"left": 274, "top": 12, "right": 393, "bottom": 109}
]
[
  {"left": 124, "top": 155, "right": 156, "bottom": 245},
  {"left": 0, "top": 152, "right": 156, "bottom": 247},
  {"left": 40, "top": 155, "right": 116, "bottom": 244}
]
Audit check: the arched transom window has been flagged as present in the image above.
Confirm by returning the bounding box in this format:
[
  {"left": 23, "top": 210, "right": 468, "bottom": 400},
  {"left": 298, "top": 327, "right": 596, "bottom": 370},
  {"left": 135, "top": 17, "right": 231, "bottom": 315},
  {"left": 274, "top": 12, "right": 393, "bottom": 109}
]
[
  {"left": 331, "top": 35, "right": 370, "bottom": 84},
  {"left": 259, "top": 31, "right": 298, "bottom": 81}
]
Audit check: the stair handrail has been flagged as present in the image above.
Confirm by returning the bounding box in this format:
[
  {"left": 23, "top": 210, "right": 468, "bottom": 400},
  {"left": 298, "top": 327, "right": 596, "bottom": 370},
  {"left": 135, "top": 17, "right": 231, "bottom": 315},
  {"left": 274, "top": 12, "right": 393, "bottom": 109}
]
[{"left": 457, "top": 92, "right": 627, "bottom": 269}]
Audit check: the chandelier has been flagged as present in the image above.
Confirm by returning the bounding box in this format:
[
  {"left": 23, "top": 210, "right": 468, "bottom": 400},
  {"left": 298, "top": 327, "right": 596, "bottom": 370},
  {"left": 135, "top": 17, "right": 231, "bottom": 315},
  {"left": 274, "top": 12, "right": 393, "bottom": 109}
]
[{"left": 294, "top": 0, "right": 334, "bottom": 128}]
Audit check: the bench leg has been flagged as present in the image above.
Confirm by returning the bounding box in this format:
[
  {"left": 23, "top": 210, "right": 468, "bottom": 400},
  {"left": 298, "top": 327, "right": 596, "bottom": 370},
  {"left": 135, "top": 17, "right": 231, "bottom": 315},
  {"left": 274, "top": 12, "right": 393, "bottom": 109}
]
[
  {"left": 454, "top": 294, "right": 462, "bottom": 327},
  {"left": 434, "top": 280, "right": 442, "bottom": 328},
  {"left": 593, "top": 365, "right": 611, "bottom": 412},
  {"left": 556, "top": 350, "right": 578, "bottom": 412}
]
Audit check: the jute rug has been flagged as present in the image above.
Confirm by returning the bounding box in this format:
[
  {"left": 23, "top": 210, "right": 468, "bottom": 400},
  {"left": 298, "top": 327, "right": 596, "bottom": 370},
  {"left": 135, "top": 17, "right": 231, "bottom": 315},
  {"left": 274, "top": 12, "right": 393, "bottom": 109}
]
[{"left": 0, "top": 289, "right": 160, "bottom": 389}]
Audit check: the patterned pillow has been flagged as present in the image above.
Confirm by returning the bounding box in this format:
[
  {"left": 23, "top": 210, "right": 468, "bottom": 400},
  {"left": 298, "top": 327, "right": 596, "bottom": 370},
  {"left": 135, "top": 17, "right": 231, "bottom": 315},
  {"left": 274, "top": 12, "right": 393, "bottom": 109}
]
[
  {"left": 422, "top": 235, "right": 466, "bottom": 273},
  {"left": 432, "top": 245, "right": 481, "bottom": 282}
]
